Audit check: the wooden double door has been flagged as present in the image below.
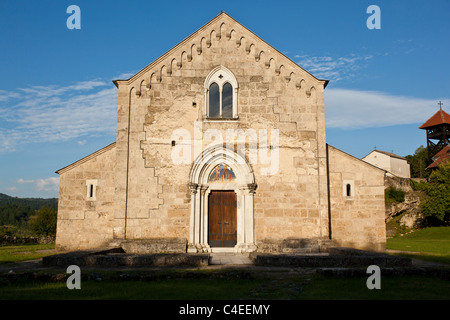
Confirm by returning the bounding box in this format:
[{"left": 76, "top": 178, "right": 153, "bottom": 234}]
[{"left": 208, "top": 191, "right": 237, "bottom": 247}]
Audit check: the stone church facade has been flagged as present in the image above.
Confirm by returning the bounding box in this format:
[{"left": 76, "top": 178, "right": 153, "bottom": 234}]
[{"left": 55, "top": 12, "right": 386, "bottom": 253}]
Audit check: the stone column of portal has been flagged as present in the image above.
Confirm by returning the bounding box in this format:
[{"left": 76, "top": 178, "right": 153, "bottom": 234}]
[
  {"left": 200, "top": 185, "right": 211, "bottom": 253},
  {"left": 236, "top": 183, "right": 257, "bottom": 253},
  {"left": 187, "top": 183, "right": 198, "bottom": 253},
  {"left": 245, "top": 183, "right": 257, "bottom": 252},
  {"left": 235, "top": 186, "right": 245, "bottom": 252}
]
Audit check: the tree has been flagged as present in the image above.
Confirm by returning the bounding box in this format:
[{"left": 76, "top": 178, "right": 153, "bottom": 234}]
[
  {"left": 29, "top": 206, "right": 57, "bottom": 236},
  {"left": 405, "top": 146, "right": 429, "bottom": 178},
  {"left": 420, "top": 160, "right": 450, "bottom": 225},
  {"left": 0, "top": 204, "right": 34, "bottom": 227}
]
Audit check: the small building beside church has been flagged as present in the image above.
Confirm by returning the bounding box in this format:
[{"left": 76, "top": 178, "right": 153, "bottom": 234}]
[
  {"left": 362, "top": 150, "right": 411, "bottom": 179},
  {"left": 55, "top": 12, "right": 386, "bottom": 253}
]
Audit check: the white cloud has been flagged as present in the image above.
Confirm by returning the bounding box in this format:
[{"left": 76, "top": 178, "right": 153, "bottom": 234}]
[
  {"left": 113, "top": 72, "right": 136, "bottom": 80},
  {"left": 0, "top": 90, "right": 20, "bottom": 102},
  {"left": 4, "top": 186, "right": 17, "bottom": 192},
  {"left": 295, "top": 54, "right": 373, "bottom": 82},
  {"left": 35, "top": 177, "right": 59, "bottom": 192},
  {"left": 0, "top": 79, "right": 117, "bottom": 153},
  {"left": 16, "top": 177, "right": 59, "bottom": 192},
  {"left": 325, "top": 88, "right": 449, "bottom": 129},
  {"left": 17, "top": 178, "right": 34, "bottom": 184}
]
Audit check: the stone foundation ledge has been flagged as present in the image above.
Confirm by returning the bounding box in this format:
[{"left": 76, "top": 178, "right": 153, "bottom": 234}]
[
  {"left": 119, "top": 238, "right": 188, "bottom": 254},
  {"left": 251, "top": 247, "right": 412, "bottom": 268},
  {"left": 256, "top": 238, "right": 335, "bottom": 254},
  {"left": 42, "top": 248, "right": 209, "bottom": 267}
]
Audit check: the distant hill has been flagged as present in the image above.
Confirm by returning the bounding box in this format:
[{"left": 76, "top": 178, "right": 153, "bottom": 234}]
[
  {"left": 0, "top": 193, "right": 58, "bottom": 211},
  {"left": 0, "top": 193, "right": 13, "bottom": 200},
  {"left": 0, "top": 193, "right": 58, "bottom": 227}
]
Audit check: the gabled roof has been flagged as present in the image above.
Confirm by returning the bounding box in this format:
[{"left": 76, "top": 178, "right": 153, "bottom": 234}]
[
  {"left": 328, "top": 144, "right": 387, "bottom": 173},
  {"left": 112, "top": 11, "right": 329, "bottom": 89},
  {"left": 419, "top": 109, "right": 450, "bottom": 129},
  {"left": 363, "top": 149, "right": 407, "bottom": 161},
  {"left": 56, "top": 142, "right": 116, "bottom": 175},
  {"left": 427, "top": 145, "right": 450, "bottom": 169}
]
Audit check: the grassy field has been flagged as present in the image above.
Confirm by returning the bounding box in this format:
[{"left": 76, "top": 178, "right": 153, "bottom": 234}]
[
  {"left": 0, "top": 244, "right": 55, "bottom": 264},
  {"left": 0, "top": 272, "right": 448, "bottom": 300},
  {"left": 386, "top": 226, "right": 450, "bottom": 265}
]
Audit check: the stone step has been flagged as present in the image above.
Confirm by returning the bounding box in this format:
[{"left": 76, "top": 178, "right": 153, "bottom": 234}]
[
  {"left": 257, "top": 238, "right": 332, "bottom": 253},
  {"left": 282, "top": 247, "right": 315, "bottom": 253}
]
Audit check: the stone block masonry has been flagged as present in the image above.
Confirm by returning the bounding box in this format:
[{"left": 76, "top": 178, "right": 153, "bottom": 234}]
[{"left": 55, "top": 12, "right": 386, "bottom": 254}]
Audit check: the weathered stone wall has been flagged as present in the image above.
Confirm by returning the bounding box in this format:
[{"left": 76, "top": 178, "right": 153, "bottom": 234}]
[
  {"left": 55, "top": 13, "right": 387, "bottom": 252},
  {"left": 327, "top": 146, "right": 386, "bottom": 251},
  {"left": 55, "top": 144, "right": 116, "bottom": 250},
  {"left": 113, "top": 13, "right": 329, "bottom": 246}
]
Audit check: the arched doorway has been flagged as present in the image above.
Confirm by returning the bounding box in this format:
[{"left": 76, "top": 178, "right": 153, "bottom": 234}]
[{"left": 188, "top": 145, "right": 257, "bottom": 253}]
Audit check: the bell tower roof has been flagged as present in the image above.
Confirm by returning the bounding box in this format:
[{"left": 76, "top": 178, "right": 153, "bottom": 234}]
[{"left": 419, "top": 108, "right": 450, "bottom": 129}]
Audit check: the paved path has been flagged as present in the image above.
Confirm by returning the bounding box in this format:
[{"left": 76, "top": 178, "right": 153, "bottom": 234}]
[{"left": 209, "top": 253, "right": 253, "bottom": 265}]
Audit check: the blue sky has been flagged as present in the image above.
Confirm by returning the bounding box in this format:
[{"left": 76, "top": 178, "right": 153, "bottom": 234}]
[{"left": 0, "top": 0, "right": 449, "bottom": 198}]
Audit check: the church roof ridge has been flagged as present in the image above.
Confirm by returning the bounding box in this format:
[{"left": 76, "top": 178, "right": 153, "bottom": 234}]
[{"left": 112, "top": 11, "right": 329, "bottom": 89}]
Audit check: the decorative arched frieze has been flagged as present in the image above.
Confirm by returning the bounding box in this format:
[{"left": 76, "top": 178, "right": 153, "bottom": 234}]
[
  {"left": 130, "top": 18, "right": 322, "bottom": 102},
  {"left": 275, "top": 64, "right": 285, "bottom": 76},
  {"left": 245, "top": 43, "right": 255, "bottom": 54},
  {"left": 296, "top": 79, "right": 305, "bottom": 90},
  {"left": 169, "top": 58, "right": 177, "bottom": 75},
  {"left": 265, "top": 57, "right": 274, "bottom": 69},
  {"left": 199, "top": 37, "right": 208, "bottom": 54},
  {"left": 216, "top": 22, "right": 225, "bottom": 40},
  {"left": 255, "top": 50, "right": 264, "bottom": 62},
  {"left": 236, "top": 36, "right": 245, "bottom": 47},
  {"left": 160, "top": 65, "right": 167, "bottom": 80},
  {"left": 285, "top": 72, "right": 295, "bottom": 83},
  {"left": 226, "top": 29, "right": 236, "bottom": 40}
]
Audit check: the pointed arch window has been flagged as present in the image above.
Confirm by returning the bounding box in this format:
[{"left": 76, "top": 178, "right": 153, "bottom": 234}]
[{"left": 204, "top": 66, "right": 238, "bottom": 119}]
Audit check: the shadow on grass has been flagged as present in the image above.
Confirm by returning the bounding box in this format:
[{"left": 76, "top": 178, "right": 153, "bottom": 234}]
[{"left": 1, "top": 273, "right": 449, "bottom": 300}]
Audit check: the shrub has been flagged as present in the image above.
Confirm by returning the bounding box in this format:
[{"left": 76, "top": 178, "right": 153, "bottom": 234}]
[
  {"left": 385, "top": 186, "right": 406, "bottom": 204},
  {"left": 420, "top": 161, "right": 450, "bottom": 226},
  {"left": 29, "top": 206, "right": 57, "bottom": 236}
]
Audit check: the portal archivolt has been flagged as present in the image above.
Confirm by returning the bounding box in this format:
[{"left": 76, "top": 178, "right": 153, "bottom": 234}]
[{"left": 188, "top": 145, "right": 256, "bottom": 253}]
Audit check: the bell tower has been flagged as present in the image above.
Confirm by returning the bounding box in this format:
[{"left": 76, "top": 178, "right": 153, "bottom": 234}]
[{"left": 419, "top": 101, "right": 450, "bottom": 166}]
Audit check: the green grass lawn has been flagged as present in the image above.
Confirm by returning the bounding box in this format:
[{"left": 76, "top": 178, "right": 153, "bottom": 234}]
[
  {"left": 0, "top": 273, "right": 448, "bottom": 300},
  {"left": 0, "top": 244, "right": 55, "bottom": 264},
  {"left": 0, "top": 277, "right": 260, "bottom": 300},
  {"left": 386, "top": 226, "right": 450, "bottom": 265},
  {"left": 300, "top": 275, "right": 450, "bottom": 300}
]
